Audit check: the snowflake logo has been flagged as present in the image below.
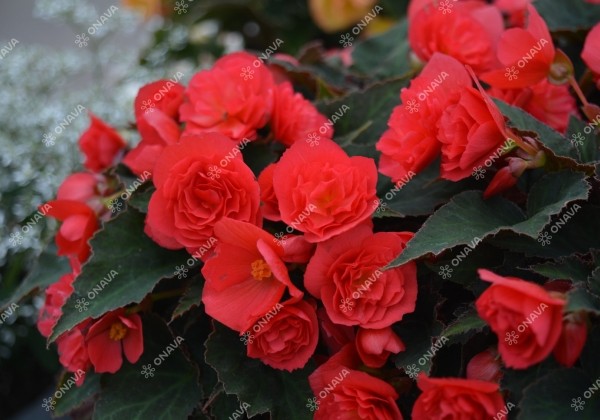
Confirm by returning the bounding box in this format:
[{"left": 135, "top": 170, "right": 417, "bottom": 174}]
[
  {"left": 207, "top": 165, "right": 222, "bottom": 180},
  {"left": 42, "top": 133, "right": 56, "bottom": 147},
  {"left": 174, "top": 265, "right": 189, "bottom": 279},
  {"left": 537, "top": 231, "right": 552, "bottom": 246},
  {"left": 141, "top": 99, "right": 155, "bottom": 114},
  {"left": 571, "top": 397, "right": 585, "bottom": 412},
  {"left": 240, "top": 331, "right": 254, "bottom": 345},
  {"left": 174, "top": 0, "right": 189, "bottom": 14},
  {"left": 9, "top": 232, "right": 23, "bottom": 247},
  {"left": 339, "top": 33, "right": 354, "bottom": 48},
  {"left": 306, "top": 397, "right": 320, "bottom": 412},
  {"left": 75, "top": 298, "right": 89, "bottom": 312},
  {"left": 339, "top": 298, "right": 354, "bottom": 313},
  {"left": 240, "top": 66, "right": 254, "bottom": 81},
  {"left": 141, "top": 364, "right": 155, "bottom": 378},
  {"left": 472, "top": 166, "right": 486, "bottom": 180},
  {"left": 504, "top": 331, "right": 519, "bottom": 346},
  {"left": 405, "top": 99, "right": 420, "bottom": 113},
  {"left": 376, "top": 200, "right": 388, "bottom": 213},
  {"left": 273, "top": 232, "right": 287, "bottom": 246},
  {"left": 570, "top": 132, "right": 585, "bottom": 147},
  {"left": 405, "top": 364, "right": 420, "bottom": 379},
  {"left": 108, "top": 199, "right": 123, "bottom": 214},
  {"left": 504, "top": 66, "right": 519, "bottom": 81},
  {"left": 438, "top": 0, "right": 454, "bottom": 14},
  {"left": 75, "top": 33, "right": 89, "bottom": 48},
  {"left": 438, "top": 265, "right": 453, "bottom": 279},
  {"left": 42, "top": 397, "right": 56, "bottom": 411},
  {"left": 306, "top": 132, "right": 320, "bottom": 147}
]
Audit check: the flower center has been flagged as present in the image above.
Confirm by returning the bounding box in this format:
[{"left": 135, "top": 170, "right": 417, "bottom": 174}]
[
  {"left": 109, "top": 321, "right": 128, "bottom": 341},
  {"left": 251, "top": 259, "right": 272, "bottom": 281}
]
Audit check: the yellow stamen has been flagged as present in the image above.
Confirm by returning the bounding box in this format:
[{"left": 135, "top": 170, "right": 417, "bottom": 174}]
[
  {"left": 251, "top": 259, "right": 272, "bottom": 281},
  {"left": 109, "top": 321, "right": 128, "bottom": 341}
]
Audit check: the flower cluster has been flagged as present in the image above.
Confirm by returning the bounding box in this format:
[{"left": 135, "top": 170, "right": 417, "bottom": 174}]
[{"left": 33, "top": 1, "right": 600, "bottom": 418}]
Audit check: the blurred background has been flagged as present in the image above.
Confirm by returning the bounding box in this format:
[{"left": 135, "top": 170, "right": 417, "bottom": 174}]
[{"left": 0, "top": 0, "right": 405, "bottom": 418}]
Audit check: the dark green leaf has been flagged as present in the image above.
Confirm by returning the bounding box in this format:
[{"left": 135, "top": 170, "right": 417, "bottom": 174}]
[
  {"left": 566, "top": 287, "right": 600, "bottom": 315},
  {"left": 518, "top": 368, "right": 600, "bottom": 420},
  {"left": 54, "top": 372, "right": 101, "bottom": 417},
  {"left": 171, "top": 277, "right": 203, "bottom": 321},
  {"left": 536, "top": 0, "right": 600, "bottom": 31},
  {"left": 0, "top": 245, "right": 70, "bottom": 312},
  {"left": 316, "top": 78, "right": 408, "bottom": 153},
  {"left": 567, "top": 116, "right": 600, "bottom": 164},
  {"left": 527, "top": 257, "right": 592, "bottom": 283},
  {"left": 49, "top": 209, "right": 188, "bottom": 342},
  {"left": 94, "top": 315, "right": 200, "bottom": 420},
  {"left": 380, "top": 160, "right": 475, "bottom": 217},
  {"left": 389, "top": 171, "right": 590, "bottom": 268},
  {"left": 441, "top": 310, "right": 487, "bottom": 346},
  {"left": 351, "top": 20, "right": 413, "bottom": 80},
  {"left": 205, "top": 323, "right": 314, "bottom": 420}
]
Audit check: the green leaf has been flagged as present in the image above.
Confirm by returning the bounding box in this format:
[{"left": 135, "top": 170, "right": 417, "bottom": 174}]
[
  {"left": 566, "top": 287, "right": 600, "bottom": 315},
  {"left": 588, "top": 267, "right": 600, "bottom": 297},
  {"left": 205, "top": 323, "right": 314, "bottom": 420},
  {"left": 316, "top": 78, "right": 408, "bottom": 154},
  {"left": 49, "top": 209, "right": 188, "bottom": 342},
  {"left": 171, "top": 276, "right": 203, "bottom": 321},
  {"left": 527, "top": 257, "right": 592, "bottom": 283},
  {"left": 495, "top": 99, "right": 577, "bottom": 156},
  {"left": 380, "top": 160, "right": 476, "bottom": 217},
  {"left": 127, "top": 185, "right": 155, "bottom": 214},
  {"left": 94, "top": 315, "right": 200, "bottom": 420},
  {"left": 489, "top": 204, "right": 600, "bottom": 258},
  {"left": 54, "top": 372, "right": 101, "bottom": 417},
  {"left": 567, "top": 116, "right": 600, "bottom": 164},
  {"left": 392, "top": 279, "right": 444, "bottom": 376},
  {"left": 580, "top": 325, "right": 600, "bottom": 380},
  {"left": 441, "top": 310, "right": 487, "bottom": 346},
  {"left": 495, "top": 100, "right": 595, "bottom": 174},
  {"left": 0, "top": 245, "right": 70, "bottom": 312},
  {"left": 389, "top": 171, "right": 590, "bottom": 268},
  {"left": 536, "top": 0, "right": 600, "bottom": 31},
  {"left": 351, "top": 20, "right": 413, "bottom": 80},
  {"left": 518, "top": 368, "right": 600, "bottom": 420}
]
